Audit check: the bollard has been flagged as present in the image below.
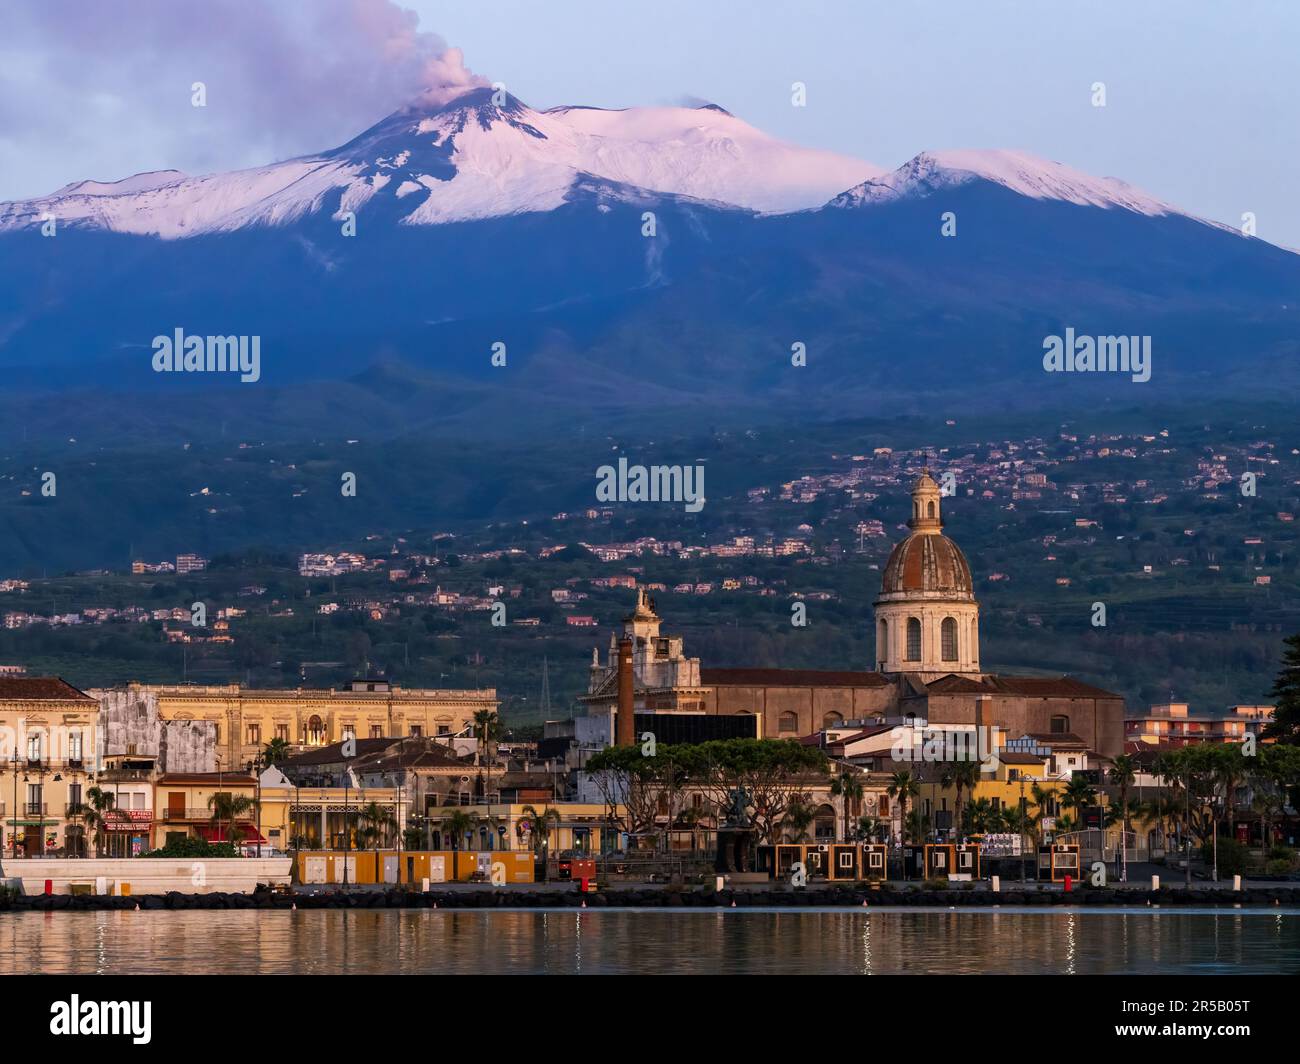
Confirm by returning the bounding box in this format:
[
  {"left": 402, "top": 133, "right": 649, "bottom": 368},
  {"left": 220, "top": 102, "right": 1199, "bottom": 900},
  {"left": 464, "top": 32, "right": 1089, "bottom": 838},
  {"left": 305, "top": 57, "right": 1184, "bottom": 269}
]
[
  {"left": 95, "top": 876, "right": 106, "bottom": 896},
  {"left": 422, "top": 877, "right": 430, "bottom": 893},
  {"left": 715, "top": 875, "right": 726, "bottom": 892},
  {"left": 1233, "top": 874, "right": 1241, "bottom": 891},
  {"left": 1151, "top": 874, "right": 1160, "bottom": 890},
  {"left": 120, "top": 883, "right": 131, "bottom": 897},
  {"left": 44, "top": 879, "right": 52, "bottom": 896},
  {"left": 991, "top": 875, "right": 1000, "bottom": 893},
  {"left": 1064, "top": 874, "right": 1072, "bottom": 892}
]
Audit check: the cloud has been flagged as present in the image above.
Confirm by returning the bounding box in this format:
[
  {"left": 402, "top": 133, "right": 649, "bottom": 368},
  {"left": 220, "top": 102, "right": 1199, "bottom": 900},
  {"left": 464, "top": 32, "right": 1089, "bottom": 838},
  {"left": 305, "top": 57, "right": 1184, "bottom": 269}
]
[{"left": 0, "top": 0, "right": 487, "bottom": 197}]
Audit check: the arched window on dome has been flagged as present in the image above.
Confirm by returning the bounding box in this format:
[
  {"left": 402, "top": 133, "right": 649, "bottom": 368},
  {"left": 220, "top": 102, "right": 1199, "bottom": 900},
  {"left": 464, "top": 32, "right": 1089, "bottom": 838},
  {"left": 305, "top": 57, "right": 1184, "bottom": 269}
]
[
  {"left": 927, "top": 500, "right": 935, "bottom": 519},
  {"left": 878, "top": 619, "right": 888, "bottom": 668},
  {"left": 941, "top": 617, "right": 958, "bottom": 661},
  {"left": 906, "top": 618, "right": 921, "bottom": 661}
]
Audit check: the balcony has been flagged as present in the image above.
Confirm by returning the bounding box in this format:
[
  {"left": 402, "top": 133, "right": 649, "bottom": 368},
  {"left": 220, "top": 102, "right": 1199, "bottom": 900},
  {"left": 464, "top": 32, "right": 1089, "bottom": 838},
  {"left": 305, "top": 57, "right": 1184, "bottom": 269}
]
[
  {"left": 159, "top": 807, "right": 257, "bottom": 822},
  {"left": 100, "top": 768, "right": 153, "bottom": 782},
  {"left": 24, "top": 803, "right": 49, "bottom": 816}
]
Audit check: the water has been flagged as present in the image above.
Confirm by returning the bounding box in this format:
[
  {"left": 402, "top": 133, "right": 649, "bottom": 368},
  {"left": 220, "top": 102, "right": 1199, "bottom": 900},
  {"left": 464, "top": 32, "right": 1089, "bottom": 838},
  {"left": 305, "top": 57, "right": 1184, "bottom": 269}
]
[{"left": 2, "top": 908, "right": 1297, "bottom": 974}]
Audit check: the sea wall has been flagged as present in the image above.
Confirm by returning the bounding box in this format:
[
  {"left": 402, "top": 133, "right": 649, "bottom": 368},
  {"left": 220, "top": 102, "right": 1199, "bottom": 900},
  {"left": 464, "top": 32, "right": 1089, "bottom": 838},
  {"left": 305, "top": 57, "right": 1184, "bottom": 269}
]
[
  {"left": 1, "top": 857, "right": 291, "bottom": 896},
  {"left": 1, "top": 883, "right": 1296, "bottom": 911}
]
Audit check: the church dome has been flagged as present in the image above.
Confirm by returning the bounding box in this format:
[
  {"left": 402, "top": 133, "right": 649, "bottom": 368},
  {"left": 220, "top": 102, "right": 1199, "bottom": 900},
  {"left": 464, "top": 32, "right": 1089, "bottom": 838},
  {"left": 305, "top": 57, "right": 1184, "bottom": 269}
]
[
  {"left": 880, "top": 532, "right": 973, "bottom": 596},
  {"left": 877, "top": 468, "right": 974, "bottom": 599},
  {"left": 873, "top": 468, "right": 981, "bottom": 673}
]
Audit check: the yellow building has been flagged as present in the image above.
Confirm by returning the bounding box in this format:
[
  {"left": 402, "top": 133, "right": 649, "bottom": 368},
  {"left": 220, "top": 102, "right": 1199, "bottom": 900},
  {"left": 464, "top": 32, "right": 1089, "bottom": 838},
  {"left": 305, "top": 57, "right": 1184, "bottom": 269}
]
[
  {"left": 262, "top": 777, "right": 405, "bottom": 853},
  {"left": 916, "top": 751, "right": 1078, "bottom": 837},
  {"left": 0, "top": 677, "right": 98, "bottom": 856},
  {"left": 152, "top": 772, "right": 266, "bottom": 851},
  {"left": 116, "top": 679, "right": 498, "bottom": 770}
]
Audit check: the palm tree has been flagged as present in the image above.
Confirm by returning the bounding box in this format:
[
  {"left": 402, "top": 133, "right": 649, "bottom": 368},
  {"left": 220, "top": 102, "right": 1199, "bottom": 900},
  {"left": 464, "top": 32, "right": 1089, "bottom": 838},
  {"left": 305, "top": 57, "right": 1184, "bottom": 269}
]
[
  {"left": 829, "top": 768, "right": 864, "bottom": 841},
  {"left": 887, "top": 770, "right": 920, "bottom": 845},
  {"left": 905, "top": 808, "right": 931, "bottom": 844},
  {"left": 473, "top": 708, "right": 502, "bottom": 814},
  {"left": 855, "top": 815, "right": 882, "bottom": 842},
  {"left": 79, "top": 785, "right": 114, "bottom": 858},
  {"left": 940, "top": 759, "right": 982, "bottom": 839},
  {"left": 1026, "top": 784, "right": 1052, "bottom": 847},
  {"left": 358, "top": 801, "right": 396, "bottom": 850},
  {"left": 1060, "top": 776, "right": 1097, "bottom": 836},
  {"left": 1107, "top": 754, "right": 1137, "bottom": 879},
  {"left": 442, "top": 808, "right": 477, "bottom": 881},
  {"left": 207, "top": 791, "right": 256, "bottom": 851},
  {"left": 1211, "top": 746, "right": 1247, "bottom": 856},
  {"left": 782, "top": 795, "right": 815, "bottom": 843},
  {"left": 262, "top": 737, "right": 291, "bottom": 768},
  {"left": 964, "top": 796, "right": 998, "bottom": 835},
  {"left": 521, "top": 804, "right": 562, "bottom": 880}
]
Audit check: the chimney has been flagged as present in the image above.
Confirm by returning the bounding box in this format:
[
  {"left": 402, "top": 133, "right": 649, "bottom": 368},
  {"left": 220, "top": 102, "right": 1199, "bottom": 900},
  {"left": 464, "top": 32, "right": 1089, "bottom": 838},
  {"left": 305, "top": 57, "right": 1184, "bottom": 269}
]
[{"left": 616, "top": 636, "right": 636, "bottom": 746}]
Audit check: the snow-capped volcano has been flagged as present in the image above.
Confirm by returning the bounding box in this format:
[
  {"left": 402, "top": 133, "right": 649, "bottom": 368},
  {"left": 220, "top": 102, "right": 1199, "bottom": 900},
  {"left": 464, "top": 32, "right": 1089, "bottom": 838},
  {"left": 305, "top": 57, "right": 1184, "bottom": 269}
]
[
  {"left": 828, "top": 149, "right": 1174, "bottom": 217},
  {"left": 0, "top": 86, "right": 883, "bottom": 238}
]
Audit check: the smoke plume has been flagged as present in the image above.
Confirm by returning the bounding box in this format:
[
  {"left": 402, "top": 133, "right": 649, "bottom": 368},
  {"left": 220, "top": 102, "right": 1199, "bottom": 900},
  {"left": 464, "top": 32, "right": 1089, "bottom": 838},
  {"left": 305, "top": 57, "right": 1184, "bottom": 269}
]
[{"left": 0, "top": 0, "right": 488, "bottom": 197}]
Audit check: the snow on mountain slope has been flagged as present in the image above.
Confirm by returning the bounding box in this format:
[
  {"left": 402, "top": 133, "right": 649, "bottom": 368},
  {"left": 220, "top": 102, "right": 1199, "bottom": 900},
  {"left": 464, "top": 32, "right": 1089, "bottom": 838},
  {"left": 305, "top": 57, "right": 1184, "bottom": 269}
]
[
  {"left": 828, "top": 149, "right": 1174, "bottom": 216},
  {"left": 0, "top": 87, "right": 882, "bottom": 238}
]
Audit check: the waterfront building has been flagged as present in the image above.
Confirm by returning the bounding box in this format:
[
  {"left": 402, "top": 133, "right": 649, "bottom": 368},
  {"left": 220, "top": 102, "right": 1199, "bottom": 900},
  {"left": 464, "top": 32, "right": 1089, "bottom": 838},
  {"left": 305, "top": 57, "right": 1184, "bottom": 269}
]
[
  {"left": 263, "top": 770, "right": 403, "bottom": 853},
  {"left": 152, "top": 772, "right": 266, "bottom": 851},
  {"left": 96, "top": 679, "right": 498, "bottom": 777},
  {"left": 0, "top": 677, "right": 98, "bottom": 857}
]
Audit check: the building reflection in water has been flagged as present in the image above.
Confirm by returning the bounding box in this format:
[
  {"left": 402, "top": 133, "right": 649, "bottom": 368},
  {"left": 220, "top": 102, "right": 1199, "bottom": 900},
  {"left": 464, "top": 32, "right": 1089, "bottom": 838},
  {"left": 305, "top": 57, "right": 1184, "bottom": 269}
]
[{"left": 2, "top": 908, "right": 1298, "bottom": 975}]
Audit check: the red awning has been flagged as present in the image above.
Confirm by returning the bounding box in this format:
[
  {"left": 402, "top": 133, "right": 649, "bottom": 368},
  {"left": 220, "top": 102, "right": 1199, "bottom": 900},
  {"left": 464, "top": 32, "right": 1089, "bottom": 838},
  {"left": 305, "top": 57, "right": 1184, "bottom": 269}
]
[{"left": 199, "top": 824, "right": 269, "bottom": 845}]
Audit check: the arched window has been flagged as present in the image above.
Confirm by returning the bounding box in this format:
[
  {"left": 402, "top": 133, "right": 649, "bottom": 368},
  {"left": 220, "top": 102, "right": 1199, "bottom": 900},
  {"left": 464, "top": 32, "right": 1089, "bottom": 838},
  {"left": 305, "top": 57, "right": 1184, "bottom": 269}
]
[
  {"left": 1050, "top": 714, "right": 1070, "bottom": 734},
  {"left": 822, "top": 711, "right": 843, "bottom": 730},
  {"left": 778, "top": 711, "right": 799, "bottom": 734},
  {"left": 906, "top": 618, "right": 922, "bottom": 661},
  {"left": 878, "top": 619, "right": 888, "bottom": 667},
  {"left": 927, "top": 501, "right": 936, "bottom": 518},
  {"left": 941, "top": 617, "right": 958, "bottom": 661},
  {"left": 306, "top": 715, "right": 325, "bottom": 745}
]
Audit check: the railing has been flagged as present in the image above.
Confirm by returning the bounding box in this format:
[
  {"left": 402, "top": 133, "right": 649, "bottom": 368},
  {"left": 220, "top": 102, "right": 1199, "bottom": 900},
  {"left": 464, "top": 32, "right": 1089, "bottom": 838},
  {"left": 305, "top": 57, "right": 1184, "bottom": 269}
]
[
  {"left": 426, "top": 795, "right": 504, "bottom": 808},
  {"left": 24, "top": 803, "right": 48, "bottom": 815},
  {"left": 4, "top": 759, "right": 91, "bottom": 773},
  {"left": 159, "top": 808, "right": 256, "bottom": 821}
]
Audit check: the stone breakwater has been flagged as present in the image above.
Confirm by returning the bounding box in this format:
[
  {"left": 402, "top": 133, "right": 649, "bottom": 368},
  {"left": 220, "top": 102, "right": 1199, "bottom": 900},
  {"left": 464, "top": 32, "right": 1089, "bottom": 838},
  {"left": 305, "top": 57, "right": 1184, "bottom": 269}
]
[{"left": 1, "top": 885, "right": 1297, "bottom": 912}]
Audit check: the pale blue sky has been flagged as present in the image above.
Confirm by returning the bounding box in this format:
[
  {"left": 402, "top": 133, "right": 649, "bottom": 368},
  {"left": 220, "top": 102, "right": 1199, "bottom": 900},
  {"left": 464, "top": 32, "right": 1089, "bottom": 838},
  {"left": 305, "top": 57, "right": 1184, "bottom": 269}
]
[
  {"left": 3, "top": 0, "right": 1296, "bottom": 245},
  {"left": 421, "top": 0, "right": 1297, "bottom": 245}
]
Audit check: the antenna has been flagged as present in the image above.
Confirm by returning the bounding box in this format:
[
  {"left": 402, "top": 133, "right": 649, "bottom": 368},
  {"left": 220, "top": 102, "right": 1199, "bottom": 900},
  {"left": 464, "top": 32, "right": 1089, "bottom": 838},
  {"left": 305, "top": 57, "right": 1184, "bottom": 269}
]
[{"left": 540, "top": 656, "right": 552, "bottom": 717}]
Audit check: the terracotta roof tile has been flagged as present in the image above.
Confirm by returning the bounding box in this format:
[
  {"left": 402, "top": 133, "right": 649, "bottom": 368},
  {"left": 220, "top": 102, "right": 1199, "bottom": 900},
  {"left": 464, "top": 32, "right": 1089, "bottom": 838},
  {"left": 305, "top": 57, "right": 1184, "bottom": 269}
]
[{"left": 0, "top": 677, "right": 94, "bottom": 701}]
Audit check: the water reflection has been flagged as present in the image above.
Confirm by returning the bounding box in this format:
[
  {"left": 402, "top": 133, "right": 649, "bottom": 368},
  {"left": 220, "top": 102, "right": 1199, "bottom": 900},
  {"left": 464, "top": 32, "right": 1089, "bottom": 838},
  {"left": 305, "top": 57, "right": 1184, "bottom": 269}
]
[{"left": 2, "top": 909, "right": 1297, "bottom": 975}]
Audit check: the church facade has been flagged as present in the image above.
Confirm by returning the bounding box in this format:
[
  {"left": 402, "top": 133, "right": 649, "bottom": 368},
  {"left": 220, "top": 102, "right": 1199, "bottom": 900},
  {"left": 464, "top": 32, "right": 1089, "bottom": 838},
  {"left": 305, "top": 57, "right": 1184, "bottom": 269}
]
[{"left": 583, "top": 471, "right": 1125, "bottom": 759}]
